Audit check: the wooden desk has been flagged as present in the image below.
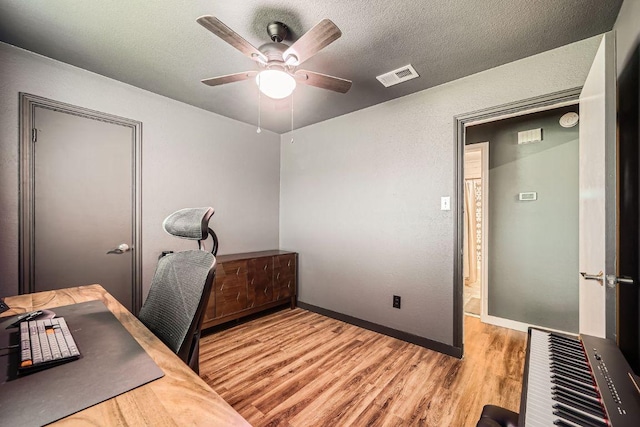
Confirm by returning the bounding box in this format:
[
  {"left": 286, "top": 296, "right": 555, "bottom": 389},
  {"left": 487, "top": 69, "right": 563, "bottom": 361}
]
[{"left": 1, "top": 284, "right": 250, "bottom": 426}]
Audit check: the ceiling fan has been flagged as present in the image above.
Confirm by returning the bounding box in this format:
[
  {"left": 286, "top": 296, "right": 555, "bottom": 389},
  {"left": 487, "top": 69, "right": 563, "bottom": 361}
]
[{"left": 197, "top": 15, "right": 352, "bottom": 99}]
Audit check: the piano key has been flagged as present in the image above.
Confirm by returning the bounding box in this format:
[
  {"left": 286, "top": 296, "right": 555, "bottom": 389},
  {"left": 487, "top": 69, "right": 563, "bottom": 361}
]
[
  {"left": 549, "top": 333, "right": 582, "bottom": 345},
  {"left": 551, "top": 374, "right": 599, "bottom": 398},
  {"left": 551, "top": 368, "right": 596, "bottom": 388},
  {"left": 553, "top": 403, "right": 608, "bottom": 427},
  {"left": 550, "top": 359, "right": 592, "bottom": 376},
  {"left": 552, "top": 384, "right": 601, "bottom": 405},
  {"left": 552, "top": 391, "right": 606, "bottom": 419},
  {"left": 550, "top": 353, "right": 591, "bottom": 369},
  {"left": 548, "top": 343, "right": 586, "bottom": 358},
  {"left": 523, "top": 328, "right": 640, "bottom": 427},
  {"left": 554, "top": 419, "right": 586, "bottom": 427},
  {"left": 523, "top": 329, "right": 609, "bottom": 427}
]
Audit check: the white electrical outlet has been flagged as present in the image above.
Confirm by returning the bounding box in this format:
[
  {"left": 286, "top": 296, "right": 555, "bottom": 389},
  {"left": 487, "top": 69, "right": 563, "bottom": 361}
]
[{"left": 441, "top": 196, "right": 450, "bottom": 211}]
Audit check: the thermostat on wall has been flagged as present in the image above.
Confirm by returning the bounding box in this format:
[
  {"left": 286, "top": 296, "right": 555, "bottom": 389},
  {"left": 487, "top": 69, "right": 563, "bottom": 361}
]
[{"left": 519, "top": 192, "right": 537, "bottom": 201}]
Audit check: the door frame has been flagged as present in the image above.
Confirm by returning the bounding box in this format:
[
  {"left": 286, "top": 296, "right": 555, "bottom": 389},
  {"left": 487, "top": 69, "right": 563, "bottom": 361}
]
[
  {"left": 18, "top": 93, "right": 143, "bottom": 313},
  {"left": 452, "top": 87, "right": 582, "bottom": 350}
]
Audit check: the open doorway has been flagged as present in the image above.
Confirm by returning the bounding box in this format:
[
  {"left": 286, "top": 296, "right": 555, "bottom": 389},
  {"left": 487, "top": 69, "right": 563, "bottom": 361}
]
[
  {"left": 459, "top": 99, "right": 582, "bottom": 333},
  {"left": 457, "top": 90, "right": 579, "bottom": 340},
  {"left": 454, "top": 33, "right": 616, "bottom": 357}
]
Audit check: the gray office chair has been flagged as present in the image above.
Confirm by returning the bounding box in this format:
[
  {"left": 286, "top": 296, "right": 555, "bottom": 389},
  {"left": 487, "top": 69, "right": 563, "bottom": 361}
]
[{"left": 138, "top": 207, "right": 218, "bottom": 374}]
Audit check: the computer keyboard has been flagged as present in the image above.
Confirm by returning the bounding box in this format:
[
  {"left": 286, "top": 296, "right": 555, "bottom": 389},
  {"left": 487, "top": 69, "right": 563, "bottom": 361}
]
[{"left": 19, "top": 317, "right": 80, "bottom": 372}]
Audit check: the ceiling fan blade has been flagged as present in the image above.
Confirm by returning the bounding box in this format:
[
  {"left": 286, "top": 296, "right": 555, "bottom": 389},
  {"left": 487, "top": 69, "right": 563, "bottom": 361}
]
[
  {"left": 197, "top": 15, "right": 267, "bottom": 63},
  {"left": 283, "top": 19, "right": 342, "bottom": 66},
  {"left": 201, "top": 71, "right": 258, "bottom": 87},
  {"left": 295, "top": 70, "right": 352, "bottom": 93}
]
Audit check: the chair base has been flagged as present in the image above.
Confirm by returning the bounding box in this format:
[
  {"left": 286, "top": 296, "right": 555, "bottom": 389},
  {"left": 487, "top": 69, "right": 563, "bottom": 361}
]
[{"left": 475, "top": 405, "right": 519, "bottom": 427}]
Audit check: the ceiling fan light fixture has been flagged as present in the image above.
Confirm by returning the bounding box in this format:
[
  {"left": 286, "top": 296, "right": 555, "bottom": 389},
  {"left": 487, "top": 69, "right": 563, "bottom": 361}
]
[{"left": 256, "top": 69, "right": 296, "bottom": 99}]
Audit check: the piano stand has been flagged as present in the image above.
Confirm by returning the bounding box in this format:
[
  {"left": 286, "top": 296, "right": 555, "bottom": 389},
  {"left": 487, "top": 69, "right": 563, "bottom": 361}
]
[{"left": 476, "top": 405, "right": 519, "bottom": 427}]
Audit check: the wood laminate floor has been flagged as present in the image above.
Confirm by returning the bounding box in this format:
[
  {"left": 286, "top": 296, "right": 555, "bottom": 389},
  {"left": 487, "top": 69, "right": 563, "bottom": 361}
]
[{"left": 199, "top": 308, "right": 526, "bottom": 427}]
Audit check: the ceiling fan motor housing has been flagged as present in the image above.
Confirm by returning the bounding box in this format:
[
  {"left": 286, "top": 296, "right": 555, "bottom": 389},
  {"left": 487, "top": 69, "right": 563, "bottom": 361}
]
[
  {"left": 258, "top": 42, "right": 290, "bottom": 71},
  {"left": 267, "top": 21, "right": 288, "bottom": 42}
]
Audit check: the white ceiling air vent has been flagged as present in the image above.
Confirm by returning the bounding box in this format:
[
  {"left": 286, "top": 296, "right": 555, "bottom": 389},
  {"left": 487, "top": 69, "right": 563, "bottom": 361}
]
[{"left": 376, "top": 64, "right": 419, "bottom": 87}]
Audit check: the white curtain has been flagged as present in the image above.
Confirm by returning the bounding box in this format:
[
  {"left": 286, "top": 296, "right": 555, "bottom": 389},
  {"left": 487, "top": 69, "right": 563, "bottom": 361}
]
[{"left": 463, "top": 179, "right": 479, "bottom": 285}]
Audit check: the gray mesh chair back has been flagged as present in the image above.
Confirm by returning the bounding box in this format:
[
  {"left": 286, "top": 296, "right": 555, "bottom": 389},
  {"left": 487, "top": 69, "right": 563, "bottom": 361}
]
[{"left": 138, "top": 207, "right": 217, "bottom": 373}]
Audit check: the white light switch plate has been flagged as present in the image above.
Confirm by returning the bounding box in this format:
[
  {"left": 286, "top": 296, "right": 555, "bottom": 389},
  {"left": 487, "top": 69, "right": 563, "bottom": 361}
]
[{"left": 441, "top": 196, "right": 450, "bottom": 211}]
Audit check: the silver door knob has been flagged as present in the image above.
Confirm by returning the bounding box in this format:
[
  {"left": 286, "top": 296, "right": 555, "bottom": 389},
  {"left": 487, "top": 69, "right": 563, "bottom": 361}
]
[
  {"left": 605, "top": 274, "right": 635, "bottom": 288},
  {"left": 107, "top": 243, "right": 132, "bottom": 254}
]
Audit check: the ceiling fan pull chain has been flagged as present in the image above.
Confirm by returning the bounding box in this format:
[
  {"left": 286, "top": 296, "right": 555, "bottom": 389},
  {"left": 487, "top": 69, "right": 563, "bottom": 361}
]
[
  {"left": 290, "top": 91, "right": 294, "bottom": 143},
  {"left": 257, "top": 75, "right": 262, "bottom": 134}
]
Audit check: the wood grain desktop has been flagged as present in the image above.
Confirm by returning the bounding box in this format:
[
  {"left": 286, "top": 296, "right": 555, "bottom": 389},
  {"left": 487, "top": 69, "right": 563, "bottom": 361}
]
[{"left": 0, "top": 284, "right": 250, "bottom": 426}]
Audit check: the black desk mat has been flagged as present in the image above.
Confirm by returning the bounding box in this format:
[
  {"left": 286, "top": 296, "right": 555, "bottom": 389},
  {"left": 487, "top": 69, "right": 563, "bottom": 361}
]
[{"left": 0, "top": 300, "right": 164, "bottom": 426}]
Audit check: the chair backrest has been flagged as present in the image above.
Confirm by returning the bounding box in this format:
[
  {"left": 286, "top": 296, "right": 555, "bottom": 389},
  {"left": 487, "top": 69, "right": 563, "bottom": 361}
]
[
  {"left": 138, "top": 207, "right": 217, "bottom": 367},
  {"left": 163, "top": 206, "right": 218, "bottom": 255}
]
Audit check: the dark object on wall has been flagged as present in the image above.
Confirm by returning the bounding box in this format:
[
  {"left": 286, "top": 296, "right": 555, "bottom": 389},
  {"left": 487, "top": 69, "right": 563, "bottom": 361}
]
[{"left": 393, "top": 295, "right": 401, "bottom": 309}]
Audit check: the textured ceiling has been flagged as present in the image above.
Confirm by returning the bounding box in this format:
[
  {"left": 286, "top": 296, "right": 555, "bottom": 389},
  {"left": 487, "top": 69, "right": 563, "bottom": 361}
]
[{"left": 0, "top": 0, "right": 622, "bottom": 133}]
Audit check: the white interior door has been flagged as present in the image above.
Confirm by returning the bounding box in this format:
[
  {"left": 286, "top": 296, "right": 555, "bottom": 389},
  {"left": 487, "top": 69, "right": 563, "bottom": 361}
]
[{"left": 578, "top": 32, "right": 616, "bottom": 337}]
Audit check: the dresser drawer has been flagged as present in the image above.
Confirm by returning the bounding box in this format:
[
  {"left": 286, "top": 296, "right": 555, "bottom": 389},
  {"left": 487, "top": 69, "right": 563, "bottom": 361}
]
[
  {"left": 203, "top": 251, "right": 297, "bottom": 329},
  {"left": 214, "top": 260, "right": 248, "bottom": 317},
  {"left": 274, "top": 254, "right": 296, "bottom": 300},
  {"left": 248, "top": 257, "right": 274, "bottom": 308}
]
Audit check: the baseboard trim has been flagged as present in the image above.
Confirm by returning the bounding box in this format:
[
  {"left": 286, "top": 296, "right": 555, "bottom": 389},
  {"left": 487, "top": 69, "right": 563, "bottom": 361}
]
[
  {"left": 481, "top": 314, "right": 576, "bottom": 336},
  {"left": 297, "top": 301, "right": 462, "bottom": 359}
]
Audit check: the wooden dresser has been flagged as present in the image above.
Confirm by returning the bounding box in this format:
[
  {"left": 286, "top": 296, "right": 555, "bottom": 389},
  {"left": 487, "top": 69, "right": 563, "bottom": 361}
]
[{"left": 202, "top": 250, "right": 297, "bottom": 329}]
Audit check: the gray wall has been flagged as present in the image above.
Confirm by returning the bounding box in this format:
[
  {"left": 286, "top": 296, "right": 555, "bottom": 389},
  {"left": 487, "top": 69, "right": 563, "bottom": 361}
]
[
  {"left": 467, "top": 106, "right": 579, "bottom": 332},
  {"left": 0, "top": 42, "right": 281, "bottom": 299},
  {"left": 279, "top": 36, "right": 602, "bottom": 346}
]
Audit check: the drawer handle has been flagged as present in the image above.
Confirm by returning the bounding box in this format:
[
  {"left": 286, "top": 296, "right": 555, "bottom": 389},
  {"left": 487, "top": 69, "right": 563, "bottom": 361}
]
[
  {"left": 287, "top": 280, "right": 291, "bottom": 289},
  {"left": 220, "top": 282, "right": 224, "bottom": 291},
  {"left": 251, "top": 278, "right": 254, "bottom": 285},
  {"left": 288, "top": 260, "right": 291, "bottom": 267},
  {"left": 264, "top": 287, "right": 268, "bottom": 295},
  {"left": 236, "top": 268, "right": 240, "bottom": 276},
  {"left": 263, "top": 264, "right": 268, "bottom": 271},
  {"left": 236, "top": 292, "right": 240, "bottom": 301},
  {"left": 276, "top": 272, "right": 280, "bottom": 280}
]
